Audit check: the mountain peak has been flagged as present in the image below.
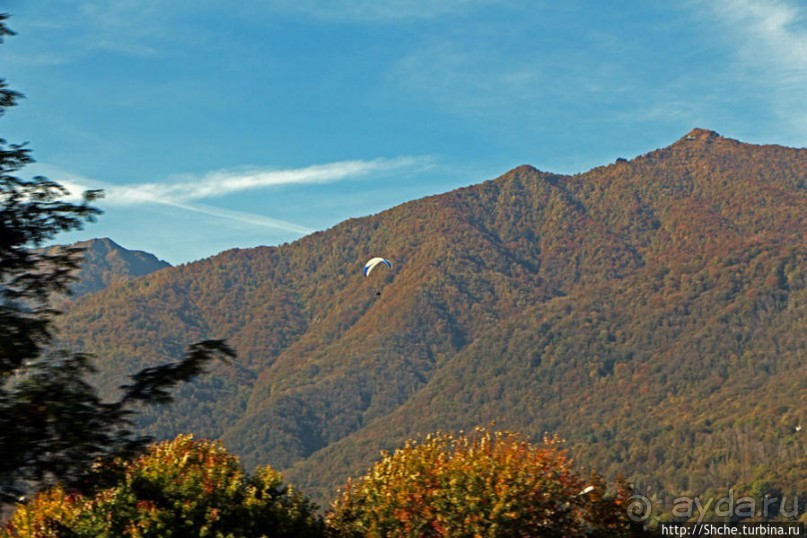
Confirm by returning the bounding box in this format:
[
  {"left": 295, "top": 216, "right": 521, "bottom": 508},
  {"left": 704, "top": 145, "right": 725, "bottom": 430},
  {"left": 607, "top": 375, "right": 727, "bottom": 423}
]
[
  {"left": 75, "top": 237, "right": 124, "bottom": 253},
  {"left": 53, "top": 238, "right": 171, "bottom": 298},
  {"left": 681, "top": 128, "right": 721, "bottom": 142},
  {"left": 511, "top": 164, "right": 541, "bottom": 174}
]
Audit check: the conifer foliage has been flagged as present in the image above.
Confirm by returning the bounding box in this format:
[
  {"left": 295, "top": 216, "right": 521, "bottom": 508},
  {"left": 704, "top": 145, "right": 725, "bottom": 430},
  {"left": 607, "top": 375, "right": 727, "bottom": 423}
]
[{"left": 0, "top": 13, "right": 233, "bottom": 494}]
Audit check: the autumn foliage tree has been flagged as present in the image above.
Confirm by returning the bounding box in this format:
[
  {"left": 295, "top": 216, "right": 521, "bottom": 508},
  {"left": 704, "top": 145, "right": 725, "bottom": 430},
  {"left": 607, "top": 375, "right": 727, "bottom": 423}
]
[
  {"left": 2, "top": 435, "right": 323, "bottom": 537},
  {"left": 325, "top": 427, "right": 637, "bottom": 537}
]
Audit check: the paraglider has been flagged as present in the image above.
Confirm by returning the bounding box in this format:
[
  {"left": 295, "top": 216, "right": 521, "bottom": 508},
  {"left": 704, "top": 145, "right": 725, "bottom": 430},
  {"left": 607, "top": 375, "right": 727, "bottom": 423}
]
[
  {"left": 363, "top": 257, "right": 392, "bottom": 276},
  {"left": 363, "top": 257, "right": 392, "bottom": 295}
]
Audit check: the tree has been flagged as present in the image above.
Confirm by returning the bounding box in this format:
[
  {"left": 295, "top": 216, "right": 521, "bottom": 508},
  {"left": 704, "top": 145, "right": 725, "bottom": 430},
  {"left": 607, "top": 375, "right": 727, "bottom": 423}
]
[
  {"left": 326, "top": 427, "right": 638, "bottom": 537},
  {"left": 2, "top": 435, "right": 323, "bottom": 537},
  {"left": 0, "top": 13, "right": 233, "bottom": 496}
]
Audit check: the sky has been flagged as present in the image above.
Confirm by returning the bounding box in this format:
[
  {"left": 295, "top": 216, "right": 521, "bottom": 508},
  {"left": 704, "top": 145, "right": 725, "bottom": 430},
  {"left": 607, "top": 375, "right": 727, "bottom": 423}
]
[{"left": 3, "top": 0, "right": 807, "bottom": 264}]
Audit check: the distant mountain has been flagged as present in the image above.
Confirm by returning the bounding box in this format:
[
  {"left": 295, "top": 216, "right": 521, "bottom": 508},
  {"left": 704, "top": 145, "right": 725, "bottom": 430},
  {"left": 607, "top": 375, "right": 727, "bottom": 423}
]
[
  {"left": 56, "top": 129, "right": 807, "bottom": 507},
  {"left": 51, "top": 238, "right": 171, "bottom": 299}
]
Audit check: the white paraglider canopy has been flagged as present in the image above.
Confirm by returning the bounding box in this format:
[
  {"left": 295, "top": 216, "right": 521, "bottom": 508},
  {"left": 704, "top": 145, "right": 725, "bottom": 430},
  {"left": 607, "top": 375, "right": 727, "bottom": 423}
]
[{"left": 363, "top": 257, "right": 392, "bottom": 277}]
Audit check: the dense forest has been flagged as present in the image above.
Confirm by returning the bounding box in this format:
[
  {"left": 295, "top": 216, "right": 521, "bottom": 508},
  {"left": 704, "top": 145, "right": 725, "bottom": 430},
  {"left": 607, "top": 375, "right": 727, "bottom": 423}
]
[{"left": 56, "top": 128, "right": 806, "bottom": 511}]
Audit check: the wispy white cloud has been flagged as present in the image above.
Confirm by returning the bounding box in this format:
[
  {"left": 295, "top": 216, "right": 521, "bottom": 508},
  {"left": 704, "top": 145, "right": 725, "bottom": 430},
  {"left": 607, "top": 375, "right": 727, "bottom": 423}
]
[
  {"left": 73, "top": 1, "right": 161, "bottom": 55},
  {"left": 242, "top": 0, "right": 511, "bottom": 23},
  {"left": 9, "top": 0, "right": 197, "bottom": 60},
  {"left": 710, "top": 0, "right": 807, "bottom": 63},
  {"left": 705, "top": 0, "right": 807, "bottom": 138},
  {"left": 386, "top": 1, "right": 807, "bottom": 149},
  {"left": 101, "top": 157, "right": 427, "bottom": 206},
  {"left": 386, "top": 36, "right": 620, "bottom": 128},
  {"left": 13, "top": 0, "right": 510, "bottom": 65},
  {"left": 45, "top": 157, "right": 428, "bottom": 233}
]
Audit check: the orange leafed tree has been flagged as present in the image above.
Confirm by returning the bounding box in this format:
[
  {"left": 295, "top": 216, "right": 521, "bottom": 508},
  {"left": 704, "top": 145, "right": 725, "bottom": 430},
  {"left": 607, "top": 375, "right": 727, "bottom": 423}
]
[
  {"left": 2, "top": 435, "right": 322, "bottom": 538},
  {"left": 326, "top": 427, "right": 636, "bottom": 537}
]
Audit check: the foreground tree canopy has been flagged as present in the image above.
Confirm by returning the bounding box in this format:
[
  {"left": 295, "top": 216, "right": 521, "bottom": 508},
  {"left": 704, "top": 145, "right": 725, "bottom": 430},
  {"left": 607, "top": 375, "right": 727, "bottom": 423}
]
[
  {"left": 326, "top": 427, "right": 636, "bottom": 537},
  {"left": 0, "top": 12, "right": 233, "bottom": 492},
  {"left": 4, "top": 430, "right": 641, "bottom": 538},
  {"left": 2, "top": 435, "right": 323, "bottom": 538}
]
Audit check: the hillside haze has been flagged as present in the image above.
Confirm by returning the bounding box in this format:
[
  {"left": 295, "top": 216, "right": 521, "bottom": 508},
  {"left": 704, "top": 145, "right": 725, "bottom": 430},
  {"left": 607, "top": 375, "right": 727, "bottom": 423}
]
[{"left": 58, "top": 129, "right": 807, "bottom": 504}]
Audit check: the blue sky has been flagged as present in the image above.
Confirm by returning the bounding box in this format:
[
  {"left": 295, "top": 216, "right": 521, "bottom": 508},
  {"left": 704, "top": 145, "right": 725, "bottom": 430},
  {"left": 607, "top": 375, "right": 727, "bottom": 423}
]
[{"left": 3, "top": 1, "right": 807, "bottom": 264}]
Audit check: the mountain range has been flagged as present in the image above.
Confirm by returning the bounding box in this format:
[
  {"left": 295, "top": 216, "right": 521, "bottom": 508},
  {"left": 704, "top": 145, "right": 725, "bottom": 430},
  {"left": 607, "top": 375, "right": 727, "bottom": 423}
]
[{"left": 56, "top": 129, "right": 806, "bottom": 507}]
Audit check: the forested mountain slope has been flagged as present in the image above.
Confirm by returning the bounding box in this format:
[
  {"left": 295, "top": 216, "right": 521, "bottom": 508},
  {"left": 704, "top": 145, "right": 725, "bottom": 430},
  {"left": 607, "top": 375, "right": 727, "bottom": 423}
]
[{"left": 57, "top": 129, "right": 807, "bottom": 504}]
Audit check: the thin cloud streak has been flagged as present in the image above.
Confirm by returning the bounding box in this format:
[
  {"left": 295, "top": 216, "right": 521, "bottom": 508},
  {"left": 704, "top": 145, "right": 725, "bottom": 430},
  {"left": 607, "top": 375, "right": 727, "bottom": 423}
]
[
  {"left": 14, "top": 1, "right": 508, "bottom": 65},
  {"left": 49, "top": 157, "right": 428, "bottom": 234},
  {"left": 103, "top": 157, "right": 428, "bottom": 206},
  {"left": 162, "top": 201, "right": 316, "bottom": 235},
  {"left": 242, "top": 0, "right": 509, "bottom": 23}
]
